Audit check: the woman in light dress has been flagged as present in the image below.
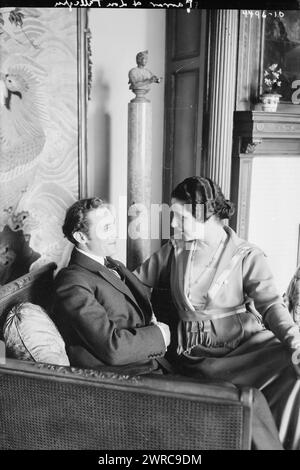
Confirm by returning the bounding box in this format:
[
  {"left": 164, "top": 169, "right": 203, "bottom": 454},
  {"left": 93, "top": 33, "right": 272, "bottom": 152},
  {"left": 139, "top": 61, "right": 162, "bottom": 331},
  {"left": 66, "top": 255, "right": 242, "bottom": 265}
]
[{"left": 134, "top": 176, "right": 300, "bottom": 450}]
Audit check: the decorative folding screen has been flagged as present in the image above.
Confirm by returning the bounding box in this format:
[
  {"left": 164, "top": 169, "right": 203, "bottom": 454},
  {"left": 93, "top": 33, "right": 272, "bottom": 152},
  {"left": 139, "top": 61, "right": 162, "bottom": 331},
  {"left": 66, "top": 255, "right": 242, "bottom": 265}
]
[{"left": 0, "top": 7, "right": 89, "bottom": 284}]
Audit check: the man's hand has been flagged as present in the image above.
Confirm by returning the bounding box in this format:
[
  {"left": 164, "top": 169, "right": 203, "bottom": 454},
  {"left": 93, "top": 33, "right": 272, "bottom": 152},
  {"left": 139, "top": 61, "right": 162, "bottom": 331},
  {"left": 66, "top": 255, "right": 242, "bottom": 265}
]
[{"left": 156, "top": 321, "right": 171, "bottom": 348}]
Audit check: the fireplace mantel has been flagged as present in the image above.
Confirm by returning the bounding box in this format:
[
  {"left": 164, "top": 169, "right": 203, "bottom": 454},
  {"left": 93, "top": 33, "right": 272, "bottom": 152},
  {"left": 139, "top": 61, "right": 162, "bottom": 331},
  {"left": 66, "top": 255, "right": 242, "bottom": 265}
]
[
  {"left": 231, "top": 110, "right": 300, "bottom": 293},
  {"left": 234, "top": 111, "right": 300, "bottom": 155}
]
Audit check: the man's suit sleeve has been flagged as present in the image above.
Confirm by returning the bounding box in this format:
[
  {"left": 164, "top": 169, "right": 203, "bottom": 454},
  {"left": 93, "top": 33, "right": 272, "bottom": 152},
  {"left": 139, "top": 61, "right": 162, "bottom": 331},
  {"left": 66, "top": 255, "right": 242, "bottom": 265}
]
[{"left": 55, "top": 275, "right": 166, "bottom": 366}]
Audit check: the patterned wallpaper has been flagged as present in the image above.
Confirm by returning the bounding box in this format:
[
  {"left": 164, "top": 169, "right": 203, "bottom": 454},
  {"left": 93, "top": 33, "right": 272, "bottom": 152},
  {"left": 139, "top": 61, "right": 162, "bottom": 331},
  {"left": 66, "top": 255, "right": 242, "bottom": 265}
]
[{"left": 0, "top": 7, "right": 79, "bottom": 284}]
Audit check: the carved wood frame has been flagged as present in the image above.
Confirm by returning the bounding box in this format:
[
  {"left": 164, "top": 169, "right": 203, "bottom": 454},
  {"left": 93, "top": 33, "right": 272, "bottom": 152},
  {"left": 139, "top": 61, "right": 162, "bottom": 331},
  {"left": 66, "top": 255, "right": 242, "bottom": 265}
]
[{"left": 78, "top": 8, "right": 92, "bottom": 199}]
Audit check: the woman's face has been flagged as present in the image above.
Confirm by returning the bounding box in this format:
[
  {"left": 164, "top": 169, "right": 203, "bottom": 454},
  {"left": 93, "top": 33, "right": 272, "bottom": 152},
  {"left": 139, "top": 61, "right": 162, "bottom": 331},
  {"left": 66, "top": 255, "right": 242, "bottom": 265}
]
[{"left": 170, "top": 198, "right": 205, "bottom": 241}]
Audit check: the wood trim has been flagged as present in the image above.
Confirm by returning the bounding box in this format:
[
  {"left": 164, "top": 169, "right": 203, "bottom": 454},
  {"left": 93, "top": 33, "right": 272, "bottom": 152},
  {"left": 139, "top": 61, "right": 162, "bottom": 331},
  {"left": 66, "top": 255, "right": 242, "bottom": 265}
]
[
  {"left": 172, "top": 10, "right": 201, "bottom": 61},
  {"left": 0, "top": 262, "right": 57, "bottom": 329},
  {"left": 172, "top": 67, "right": 200, "bottom": 183},
  {"left": 240, "top": 387, "right": 253, "bottom": 451},
  {"left": 297, "top": 225, "right": 300, "bottom": 267},
  {"left": 77, "top": 9, "right": 89, "bottom": 199},
  {"left": 162, "top": 10, "right": 174, "bottom": 207},
  {"left": 0, "top": 262, "right": 56, "bottom": 303},
  {"left": 235, "top": 11, "right": 264, "bottom": 111},
  {"left": 234, "top": 111, "right": 300, "bottom": 140},
  {"left": 236, "top": 156, "right": 253, "bottom": 240},
  {"left": 162, "top": 10, "right": 208, "bottom": 208},
  {"left": 0, "top": 358, "right": 244, "bottom": 403}
]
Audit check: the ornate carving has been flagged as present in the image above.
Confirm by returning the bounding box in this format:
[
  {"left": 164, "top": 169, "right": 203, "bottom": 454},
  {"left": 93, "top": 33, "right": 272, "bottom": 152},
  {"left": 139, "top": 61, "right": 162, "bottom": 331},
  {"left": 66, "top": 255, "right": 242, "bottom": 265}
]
[
  {"left": 241, "top": 138, "right": 262, "bottom": 154},
  {"left": 78, "top": 8, "right": 88, "bottom": 198},
  {"left": 86, "top": 24, "right": 92, "bottom": 101},
  {"left": 0, "top": 262, "right": 56, "bottom": 298},
  {"left": 236, "top": 12, "right": 250, "bottom": 108},
  {"left": 34, "top": 361, "right": 142, "bottom": 383},
  {"left": 254, "top": 122, "right": 298, "bottom": 134},
  {"left": 256, "top": 123, "right": 265, "bottom": 132}
]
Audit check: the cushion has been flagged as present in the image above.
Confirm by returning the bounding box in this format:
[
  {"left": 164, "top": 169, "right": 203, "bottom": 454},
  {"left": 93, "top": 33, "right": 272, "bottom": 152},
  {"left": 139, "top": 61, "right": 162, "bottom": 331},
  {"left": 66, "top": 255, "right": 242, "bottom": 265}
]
[{"left": 3, "top": 302, "right": 70, "bottom": 366}]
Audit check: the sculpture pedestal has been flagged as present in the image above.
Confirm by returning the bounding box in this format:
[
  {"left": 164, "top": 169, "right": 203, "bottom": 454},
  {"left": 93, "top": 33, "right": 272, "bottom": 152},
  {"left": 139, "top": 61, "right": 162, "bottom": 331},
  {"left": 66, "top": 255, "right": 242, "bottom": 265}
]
[
  {"left": 127, "top": 101, "right": 152, "bottom": 271},
  {"left": 130, "top": 88, "right": 150, "bottom": 103}
]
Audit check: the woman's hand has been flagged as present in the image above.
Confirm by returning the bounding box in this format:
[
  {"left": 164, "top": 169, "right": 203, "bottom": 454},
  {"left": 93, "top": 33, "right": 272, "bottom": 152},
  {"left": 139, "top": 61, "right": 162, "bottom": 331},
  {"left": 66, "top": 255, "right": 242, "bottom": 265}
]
[{"left": 291, "top": 349, "right": 300, "bottom": 379}]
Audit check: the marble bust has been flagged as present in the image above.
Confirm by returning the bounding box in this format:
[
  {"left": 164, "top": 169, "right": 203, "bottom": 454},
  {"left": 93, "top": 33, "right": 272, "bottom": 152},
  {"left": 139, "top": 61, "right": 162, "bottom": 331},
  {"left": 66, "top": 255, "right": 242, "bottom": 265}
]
[{"left": 128, "top": 50, "right": 162, "bottom": 102}]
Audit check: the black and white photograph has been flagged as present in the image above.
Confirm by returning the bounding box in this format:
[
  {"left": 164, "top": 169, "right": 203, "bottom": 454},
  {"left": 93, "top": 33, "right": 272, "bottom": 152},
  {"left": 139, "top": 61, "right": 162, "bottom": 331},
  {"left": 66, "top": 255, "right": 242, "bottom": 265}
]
[{"left": 0, "top": 0, "right": 300, "bottom": 458}]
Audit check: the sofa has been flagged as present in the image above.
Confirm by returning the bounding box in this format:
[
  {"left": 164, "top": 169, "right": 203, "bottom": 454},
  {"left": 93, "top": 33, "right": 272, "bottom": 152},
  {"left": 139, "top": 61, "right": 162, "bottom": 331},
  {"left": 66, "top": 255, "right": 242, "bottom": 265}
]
[{"left": 0, "top": 263, "right": 253, "bottom": 450}]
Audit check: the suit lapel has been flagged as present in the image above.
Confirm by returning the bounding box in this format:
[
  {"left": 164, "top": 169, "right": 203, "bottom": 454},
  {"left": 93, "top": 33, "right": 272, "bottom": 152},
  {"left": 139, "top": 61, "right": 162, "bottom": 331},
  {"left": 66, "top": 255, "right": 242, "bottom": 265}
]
[
  {"left": 107, "top": 257, "right": 154, "bottom": 321},
  {"left": 97, "top": 263, "right": 141, "bottom": 308},
  {"left": 70, "top": 249, "right": 143, "bottom": 312}
]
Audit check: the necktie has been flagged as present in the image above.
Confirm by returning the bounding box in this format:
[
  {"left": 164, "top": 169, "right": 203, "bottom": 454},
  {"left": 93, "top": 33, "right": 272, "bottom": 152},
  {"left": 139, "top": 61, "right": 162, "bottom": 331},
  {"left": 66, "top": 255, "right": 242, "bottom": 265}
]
[{"left": 104, "top": 259, "right": 123, "bottom": 280}]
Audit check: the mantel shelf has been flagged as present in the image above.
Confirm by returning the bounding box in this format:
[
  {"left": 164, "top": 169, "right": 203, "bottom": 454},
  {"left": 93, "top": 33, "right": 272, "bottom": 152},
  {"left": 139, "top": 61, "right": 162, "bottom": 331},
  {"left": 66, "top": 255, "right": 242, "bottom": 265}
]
[{"left": 234, "top": 111, "right": 300, "bottom": 140}]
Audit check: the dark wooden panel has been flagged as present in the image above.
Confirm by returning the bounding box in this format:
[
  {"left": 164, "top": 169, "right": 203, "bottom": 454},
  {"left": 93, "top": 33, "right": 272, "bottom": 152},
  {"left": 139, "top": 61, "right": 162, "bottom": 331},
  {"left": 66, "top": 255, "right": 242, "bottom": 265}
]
[
  {"left": 172, "top": 70, "right": 199, "bottom": 187},
  {"left": 163, "top": 10, "right": 208, "bottom": 209},
  {"left": 235, "top": 11, "right": 264, "bottom": 111},
  {"left": 173, "top": 10, "right": 201, "bottom": 60}
]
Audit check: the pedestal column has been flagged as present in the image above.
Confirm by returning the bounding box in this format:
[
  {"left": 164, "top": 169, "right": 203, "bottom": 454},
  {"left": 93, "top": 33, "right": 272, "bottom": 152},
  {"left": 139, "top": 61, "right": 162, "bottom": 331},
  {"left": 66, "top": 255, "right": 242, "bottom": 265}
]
[
  {"left": 207, "top": 10, "right": 238, "bottom": 197},
  {"left": 127, "top": 101, "right": 152, "bottom": 270}
]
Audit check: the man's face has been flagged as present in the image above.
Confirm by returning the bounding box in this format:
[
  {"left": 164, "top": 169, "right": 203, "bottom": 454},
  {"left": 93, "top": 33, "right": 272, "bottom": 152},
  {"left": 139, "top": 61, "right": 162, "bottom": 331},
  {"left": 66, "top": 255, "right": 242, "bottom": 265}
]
[{"left": 83, "top": 207, "right": 117, "bottom": 258}]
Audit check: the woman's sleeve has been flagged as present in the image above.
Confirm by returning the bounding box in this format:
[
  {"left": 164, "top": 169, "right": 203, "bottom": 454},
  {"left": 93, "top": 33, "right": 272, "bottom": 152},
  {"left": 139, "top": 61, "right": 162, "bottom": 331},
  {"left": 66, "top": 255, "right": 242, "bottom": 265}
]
[
  {"left": 285, "top": 266, "right": 300, "bottom": 326},
  {"left": 243, "top": 248, "right": 300, "bottom": 354},
  {"left": 133, "top": 241, "right": 173, "bottom": 288}
]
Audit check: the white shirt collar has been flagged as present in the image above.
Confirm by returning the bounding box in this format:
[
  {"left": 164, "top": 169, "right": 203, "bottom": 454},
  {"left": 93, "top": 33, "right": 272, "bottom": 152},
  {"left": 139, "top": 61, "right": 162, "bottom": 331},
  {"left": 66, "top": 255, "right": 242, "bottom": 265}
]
[{"left": 76, "top": 247, "right": 105, "bottom": 266}]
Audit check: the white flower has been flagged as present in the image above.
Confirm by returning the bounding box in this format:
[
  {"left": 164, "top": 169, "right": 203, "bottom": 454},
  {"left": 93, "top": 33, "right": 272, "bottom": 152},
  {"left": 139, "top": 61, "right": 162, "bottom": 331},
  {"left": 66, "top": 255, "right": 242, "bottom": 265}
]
[{"left": 264, "top": 64, "right": 282, "bottom": 91}]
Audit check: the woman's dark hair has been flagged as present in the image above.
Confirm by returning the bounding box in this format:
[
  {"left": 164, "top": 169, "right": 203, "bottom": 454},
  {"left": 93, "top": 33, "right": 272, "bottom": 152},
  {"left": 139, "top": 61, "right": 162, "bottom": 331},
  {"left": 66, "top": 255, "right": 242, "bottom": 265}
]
[
  {"left": 171, "top": 176, "right": 235, "bottom": 221},
  {"left": 62, "top": 197, "right": 104, "bottom": 246}
]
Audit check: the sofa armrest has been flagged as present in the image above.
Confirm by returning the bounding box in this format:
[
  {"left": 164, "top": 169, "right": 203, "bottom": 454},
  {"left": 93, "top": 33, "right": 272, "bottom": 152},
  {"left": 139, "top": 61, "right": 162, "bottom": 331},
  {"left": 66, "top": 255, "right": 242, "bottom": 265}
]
[{"left": 0, "top": 262, "right": 57, "bottom": 329}]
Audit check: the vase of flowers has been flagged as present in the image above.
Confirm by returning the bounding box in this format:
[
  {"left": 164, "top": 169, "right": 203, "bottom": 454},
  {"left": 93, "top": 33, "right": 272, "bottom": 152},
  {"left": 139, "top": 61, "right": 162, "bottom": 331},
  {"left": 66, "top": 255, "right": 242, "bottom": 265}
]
[{"left": 261, "top": 64, "right": 282, "bottom": 112}]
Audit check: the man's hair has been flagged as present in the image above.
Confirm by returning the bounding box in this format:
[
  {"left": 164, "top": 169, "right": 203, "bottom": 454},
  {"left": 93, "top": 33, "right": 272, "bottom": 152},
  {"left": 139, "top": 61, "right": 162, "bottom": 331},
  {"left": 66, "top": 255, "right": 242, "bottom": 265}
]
[{"left": 62, "top": 197, "right": 104, "bottom": 246}]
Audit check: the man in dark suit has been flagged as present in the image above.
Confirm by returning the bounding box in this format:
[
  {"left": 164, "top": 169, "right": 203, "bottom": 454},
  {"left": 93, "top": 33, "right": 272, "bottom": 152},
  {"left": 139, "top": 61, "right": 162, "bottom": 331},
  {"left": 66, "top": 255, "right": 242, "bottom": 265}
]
[
  {"left": 53, "top": 197, "right": 283, "bottom": 448},
  {"left": 53, "top": 197, "right": 170, "bottom": 372}
]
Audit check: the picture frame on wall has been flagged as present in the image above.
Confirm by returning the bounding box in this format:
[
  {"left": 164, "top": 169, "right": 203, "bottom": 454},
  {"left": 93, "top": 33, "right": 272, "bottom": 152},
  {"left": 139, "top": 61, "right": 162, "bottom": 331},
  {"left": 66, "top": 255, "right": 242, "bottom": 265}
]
[
  {"left": 236, "top": 9, "right": 300, "bottom": 112},
  {"left": 261, "top": 10, "right": 300, "bottom": 104}
]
